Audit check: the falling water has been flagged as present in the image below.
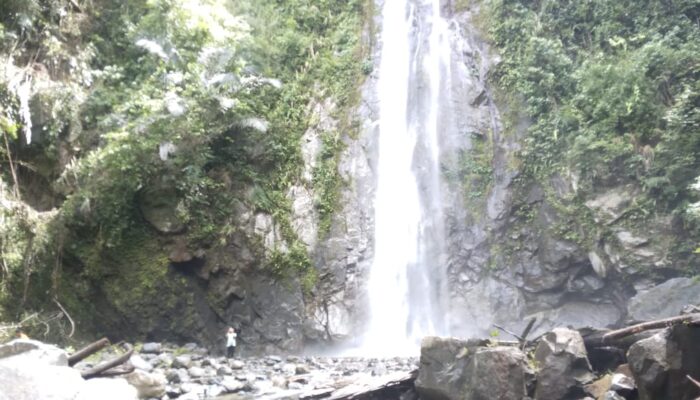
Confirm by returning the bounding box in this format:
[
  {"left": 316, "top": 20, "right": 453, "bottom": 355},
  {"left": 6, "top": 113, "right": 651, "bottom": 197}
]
[{"left": 363, "top": 0, "right": 452, "bottom": 355}]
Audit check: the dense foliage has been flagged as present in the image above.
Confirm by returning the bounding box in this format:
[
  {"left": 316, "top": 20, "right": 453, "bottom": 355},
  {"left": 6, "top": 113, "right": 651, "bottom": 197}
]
[
  {"left": 0, "top": 0, "right": 367, "bottom": 330},
  {"left": 482, "top": 0, "right": 700, "bottom": 267}
]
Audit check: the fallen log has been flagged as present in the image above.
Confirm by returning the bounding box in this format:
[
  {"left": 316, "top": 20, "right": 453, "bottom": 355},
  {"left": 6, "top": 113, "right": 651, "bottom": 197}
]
[
  {"left": 584, "top": 313, "right": 700, "bottom": 348},
  {"left": 92, "top": 364, "right": 135, "bottom": 378},
  {"left": 326, "top": 369, "right": 418, "bottom": 400},
  {"left": 81, "top": 343, "right": 134, "bottom": 379},
  {"left": 68, "top": 337, "right": 110, "bottom": 366}
]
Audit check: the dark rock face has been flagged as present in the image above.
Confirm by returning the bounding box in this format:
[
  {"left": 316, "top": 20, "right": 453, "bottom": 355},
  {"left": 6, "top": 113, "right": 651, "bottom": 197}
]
[
  {"left": 627, "top": 324, "right": 700, "bottom": 400},
  {"left": 534, "top": 328, "right": 594, "bottom": 400},
  {"left": 415, "top": 337, "right": 527, "bottom": 400}
]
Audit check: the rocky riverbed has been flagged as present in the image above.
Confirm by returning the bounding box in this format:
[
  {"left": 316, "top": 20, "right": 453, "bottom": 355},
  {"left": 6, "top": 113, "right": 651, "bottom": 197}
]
[
  {"left": 89, "top": 342, "right": 418, "bottom": 399},
  {"left": 1, "top": 339, "right": 419, "bottom": 400},
  {"left": 2, "top": 316, "right": 700, "bottom": 400}
]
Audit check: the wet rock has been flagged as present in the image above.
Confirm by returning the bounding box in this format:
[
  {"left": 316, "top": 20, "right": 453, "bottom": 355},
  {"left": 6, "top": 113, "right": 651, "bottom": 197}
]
[
  {"left": 628, "top": 278, "right": 700, "bottom": 321},
  {"left": 534, "top": 328, "right": 594, "bottom": 400},
  {"left": 627, "top": 324, "right": 700, "bottom": 400}
]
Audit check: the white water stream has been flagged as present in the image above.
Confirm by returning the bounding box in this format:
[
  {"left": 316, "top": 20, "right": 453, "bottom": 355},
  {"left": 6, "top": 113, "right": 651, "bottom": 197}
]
[{"left": 362, "top": 0, "right": 452, "bottom": 355}]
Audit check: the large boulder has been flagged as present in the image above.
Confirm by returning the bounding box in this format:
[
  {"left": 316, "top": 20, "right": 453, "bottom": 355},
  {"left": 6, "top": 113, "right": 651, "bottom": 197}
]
[
  {"left": 415, "top": 336, "right": 527, "bottom": 400},
  {"left": 628, "top": 278, "right": 700, "bottom": 321},
  {"left": 534, "top": 328, "right": 594, "bottom": 400},
  {"left": 0, "top": 339, "right": 68, "bottom": 366},
  {"left": 0, "top": 339, "right": 137, "bottom": 400},
  {"left": 627, "top": 324, "right": 700, "bottom": 400}
]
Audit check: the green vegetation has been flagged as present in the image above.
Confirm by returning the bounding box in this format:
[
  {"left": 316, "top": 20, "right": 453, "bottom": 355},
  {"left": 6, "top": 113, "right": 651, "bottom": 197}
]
[
  {"left": 482, "top": 0, "right": 700, "bottom": 268},
  {"left": 0, "top": 0, "right": 368, "bottom": 334}
]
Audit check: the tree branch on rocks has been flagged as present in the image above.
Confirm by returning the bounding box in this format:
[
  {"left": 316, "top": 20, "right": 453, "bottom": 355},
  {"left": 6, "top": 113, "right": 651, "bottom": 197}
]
[
  {"left": 80, "top": 343, "right": 134, "bottom": 379},
  {"left": 493, "top": 318, "right": 537, "bottom": 350},
  {"left": 92, "top": 365, "right": 135, "bottom": 378},
  {"left": 584, "top": 313, "right": 700, "bottom": 348},
  {"left": 68, "top": 337, "right": 110, "bottom": 366}
]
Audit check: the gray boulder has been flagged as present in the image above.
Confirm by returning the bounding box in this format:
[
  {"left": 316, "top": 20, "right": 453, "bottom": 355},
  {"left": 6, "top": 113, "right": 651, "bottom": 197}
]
[
  {"left": 0, "top": 339, "right": 68, "bottom": 366},
  {"left": 415, "top": 336, "right": 527, "bottom": 400},
  {"left": 627, "top": 324, "right": 700, "bottom": 400},
  {"left": 534, "top": 328, "right": 594, "bottom": 400},
  {"left": 0, "top": 340, "right": 137, "bottom": 400},
  {"left": 628, "top": 278, "right": 700, "bottom": 321}
]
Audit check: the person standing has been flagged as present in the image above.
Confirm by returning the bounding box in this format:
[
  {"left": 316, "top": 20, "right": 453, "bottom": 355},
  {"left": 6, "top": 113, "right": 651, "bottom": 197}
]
[{"left": 226, "top": 327, "right": 237, "bottom": 358}]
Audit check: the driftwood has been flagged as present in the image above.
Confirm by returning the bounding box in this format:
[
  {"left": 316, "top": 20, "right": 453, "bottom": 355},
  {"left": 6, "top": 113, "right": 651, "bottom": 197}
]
[
  {"left": 585, "top": 313, "right": 700, "bottom": 348},
  {"left": 325, "top": 370, "right": 418, "bottom": 400},
  {"left": 688, "top": 375, "right": 700, "bottom": 389},
  {"left": 68, "top": 337, "right": 110, "bottom": 366},
  {"left": 81, "top": 343, "right": 134, "bottom": 379},
  {"left": 493, "top": 318, "right": 537, "bottom": 350},
  {"left": 92, "top": 364, "right": 135, "bottom": 377}
]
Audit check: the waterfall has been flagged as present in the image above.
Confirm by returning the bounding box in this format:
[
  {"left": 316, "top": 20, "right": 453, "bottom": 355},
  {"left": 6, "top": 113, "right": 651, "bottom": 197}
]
[{"left": 362, "top": 0, "right": 452, "bottom": 355}]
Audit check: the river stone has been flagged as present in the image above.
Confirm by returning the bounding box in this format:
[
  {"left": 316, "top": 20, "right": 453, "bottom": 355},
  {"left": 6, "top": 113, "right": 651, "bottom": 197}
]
[
  {"left": 129, "top": 354, "right": 154, "bottom": 372},
  {"left": 173, "top": 355, "right": 193, "bottom": 369},
  {"left": 534, "top": 328, "right": 594, "bottom": 400},
  {"left": 628, "top": 277, "right": 700, "bottom": 321},
  {"left": 188, "top": 366, "right": 206, "bottom": 378},
  {"left": 125, "top": 370, "right": 166, "bottom": 399},
  {"left": 627, "top": 325, "right": 700, "bottom": 400},
  {"left": 222, "top": 377, "right": 246, "bottom": 392},
  {"left": 141, "top": 342, "right": 162, "bottom": 354}
]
